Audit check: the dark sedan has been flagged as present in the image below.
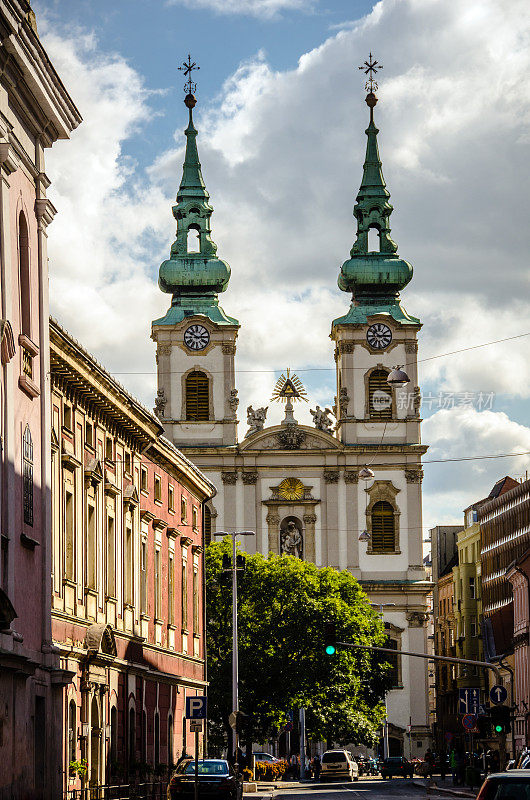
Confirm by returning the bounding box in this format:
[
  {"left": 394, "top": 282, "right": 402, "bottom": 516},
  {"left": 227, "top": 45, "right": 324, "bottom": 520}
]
[
  {"left": 380, "top": 757, "right": 414, "bottom": 779},
  {"left": 168, "top": 760, "right": 242, "bottom": 800}
]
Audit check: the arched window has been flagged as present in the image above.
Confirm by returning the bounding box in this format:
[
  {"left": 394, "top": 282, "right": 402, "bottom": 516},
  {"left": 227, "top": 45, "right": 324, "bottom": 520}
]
[
  {"left": 110, "top": 706, "right": 117, "bottom": 765},
  {"left": 23, "top": 425, "right": 33, "bottom": 526},
  {"left": 368, "top": 369, "right": 392, "bottom": 420},
  {"left": 154, "top": 711, "right": 160, "bottom": 765},
  {"left": 204, "top": 507, "right": 212, "bottom": 547},
  {"left": 18, "top": 212, "right": 30, "bottom": 336},
  {"left": 185, "top": 371, "right": 209, "bottom": 421},
  {"left": 371, "top": 501, "right": 396, "bottom": 553},
  {"left": 187, "top": 226, "right": 200, "bottom": 253},
  {"left": 367, "top": 226, "right": 380, "bottom": 253},
  {"left": 68, "top": 700, "right": 77, "bottom": 764}
]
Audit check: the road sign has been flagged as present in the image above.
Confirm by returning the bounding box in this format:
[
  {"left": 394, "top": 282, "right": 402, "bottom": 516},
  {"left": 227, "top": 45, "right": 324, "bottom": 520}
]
[
  {"left": 186, "top": 696, "right": 207, "bottom": 720},
  {"left": 490, "top": 685, "right": 508, "bottom": 705},
  {"left": 189, "top": 720, "right": 203, "bottom": 733},
  {"left": 445, "top": 732, "right": 453, "bottom": 743},
  {"left": 458, "top": 688, "right": 480, "bottom": 715},
  {"left": 284, "top": 721, "right": 293, "bottom": 732},
  {"left": 462, "top": 713, "right": 477, "bottom": 731}
]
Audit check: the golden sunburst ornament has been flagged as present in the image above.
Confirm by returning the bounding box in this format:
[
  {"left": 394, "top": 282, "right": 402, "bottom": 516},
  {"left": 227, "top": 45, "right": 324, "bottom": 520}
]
[
  {"left": 278, "top": 478, "right": 305, "bottom": 501},
  {"left": 271, "top": 368, "right": 308, "bottom": 404}
]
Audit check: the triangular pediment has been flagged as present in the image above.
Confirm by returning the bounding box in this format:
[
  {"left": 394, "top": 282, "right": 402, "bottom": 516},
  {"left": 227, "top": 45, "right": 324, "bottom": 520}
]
[{"left": 239, "top": 424, "right": 341, "bottom": 452}]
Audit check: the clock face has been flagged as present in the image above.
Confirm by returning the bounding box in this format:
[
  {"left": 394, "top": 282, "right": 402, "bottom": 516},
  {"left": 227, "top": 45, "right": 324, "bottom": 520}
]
[
  {"left": 366, "top": 323, "right": 392, "bottom": 350},
  {"left": 184, "top": 324, "right": 210, "bottom": 351}
]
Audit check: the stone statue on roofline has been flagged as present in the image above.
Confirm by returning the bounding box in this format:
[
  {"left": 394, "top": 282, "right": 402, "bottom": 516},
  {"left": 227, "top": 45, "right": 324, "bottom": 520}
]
[
  {"left": 310, "top": 405, "right": 334, "bottom": 433},
  {"left": 245, "top": 405, "right": 268, "bottom": 437}
]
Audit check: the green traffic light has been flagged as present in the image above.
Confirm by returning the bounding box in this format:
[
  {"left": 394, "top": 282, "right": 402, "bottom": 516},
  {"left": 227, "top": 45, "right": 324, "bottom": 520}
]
[
  {"left": 495, "top": 724, "right": 503, "bottom": 733},
  {"left": 325, "top": 644, "right": 336, "bottom": 655}
]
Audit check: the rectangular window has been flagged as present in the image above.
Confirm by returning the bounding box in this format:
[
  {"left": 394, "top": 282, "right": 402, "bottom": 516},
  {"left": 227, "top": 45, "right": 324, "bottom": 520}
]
[
  {"left": 181, "top": 497, "right": 187, "bottom": 524},
  {"left": 168, "top": 485, "right": 174, "bottom": 512},
  {"left": 141, "top": 466, "right": 148, "bottom": 493},
  {"left": 124, "top": 452, "right": 131, "bottom": 474},
  {"left": 469, "top": 576, "right": 476, "bottom": 599},
  {"left": 65, "top": 489, "right": 74, "bottom": 580},
  {"left": 154, "top": 475, "right": 162, "bottom": 502},
  {"left": 86, "top": 503, "right": 96, "bottom": 589},
  {"left": 140, "top": 539, "right": 147, "bottom": 614},
  {"left": 168, "top": 554, "right": 174, "bottom": 625},
  {"left": 470, "top": 616, "right": 477, "bottom": 637},
  {"left": 192, "top": 506, "right": 198, "bottom": 530},
  {"left": 181, "top": 558, "right": 188, "bottom": 630},
  {"left": 105, "top": 437, "right": 113, "bottom": 461},
  {"left": 85, "top": 421, "right": 93, "bottom": 448},
  {"left": 106, "top": 515, "right": 116, "bottom": 597},
  {"left": 155, "top": 549, "right": 161, "bottom": 619},
  {"left": 64, "top": 404, "right": 72, "bottom": 430},
  {"left": 193, "top": 567, "right": 199, "bottom": 634},
  {"left": 125, "top": 526, "right": 133, "bottom": 605}
]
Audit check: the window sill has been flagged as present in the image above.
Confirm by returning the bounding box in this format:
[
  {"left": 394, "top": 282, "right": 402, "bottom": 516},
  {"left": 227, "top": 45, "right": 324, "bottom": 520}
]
[
  {"left": 84, "top": 587, "right": 98, "bottom": 597},
  {"left": 181, "top": 628, "right": 189, "bottom": 635},
  {"left": 140, "top": 613, "right": 150, "bottom": 621},
  {"left": 154, "top": 617, "right": 164, "bottom": 625},
  {"left": 124, "top": 602, "right": 134, "bottom": 610},
  {"left": 168, "top": 508, "right": 175, "bottom": 515},
  {"left": 20, "top": 532, "right": 39, "bottom": 550},
  {"left": 62, "top": 577, "right": 76, "bottom": 588},
  {"left": 366, "top": 549, "right": 402, "bottom": 555},
  {"left": 18, "top": 374, "right": 40, "bottom": 399},
  {"left": 167, "top": 623, "right": 177, "bottom": 631},
  {"left": 140, "top": 489, "right": 149, "bottom": 497},
  {"left": 154, "top": 499, "right": 162, "bottom": 506},
  {"left": 105, "top": 594, "right": 117, "bottom": 603},
  {"left": 19, "top": 333, "right": 39, "bottom": 356}
]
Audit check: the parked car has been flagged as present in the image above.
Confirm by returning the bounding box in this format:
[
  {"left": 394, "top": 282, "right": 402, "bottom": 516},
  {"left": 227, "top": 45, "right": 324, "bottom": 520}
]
[
  {"left": 168, "top": 759, "right": 243, "bottom": 800},
  {"left": 476, "top": 770, "right": 530, "bottom": 798},
  {"left": 252, "top": 752, "right": 280, "bottom": 763},
  {"left": 320, "top": 750, "right": 359, "bottom": 781},
  {"left": 380, "top": 756, "right": 414, "bottom": 779}
]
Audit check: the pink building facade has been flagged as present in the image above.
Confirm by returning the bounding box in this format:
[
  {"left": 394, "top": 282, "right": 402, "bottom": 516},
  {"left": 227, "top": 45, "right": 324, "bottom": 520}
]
[
  {"left": 507, "top": 546, "right": 530, "bottom": 754},
  {"left": 0, "top": 4, "right": 80, "bottom": 799},
  {"left": 50, "top": 320, "right": 214, "bottom": 792}
]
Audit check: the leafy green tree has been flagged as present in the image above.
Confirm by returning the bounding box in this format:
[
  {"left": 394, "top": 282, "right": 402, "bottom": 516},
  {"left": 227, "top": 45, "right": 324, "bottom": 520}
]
[{"left": 206, "top": 539, "right": 392, "bottom": 753}]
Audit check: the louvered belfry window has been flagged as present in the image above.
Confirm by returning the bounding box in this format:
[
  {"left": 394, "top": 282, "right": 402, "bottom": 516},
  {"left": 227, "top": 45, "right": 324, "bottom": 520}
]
[
  {"left": 185, "top": 371, "right": 209, "bottom": 421},
  {"left": 371, "top": 500, "right": 395, "bottom": 552},
  {"left": 23, "top": 424, "right": 33, "bottom": 526},
  {"left": 368, "top": 369, "right": 392, "bottom": 419}
]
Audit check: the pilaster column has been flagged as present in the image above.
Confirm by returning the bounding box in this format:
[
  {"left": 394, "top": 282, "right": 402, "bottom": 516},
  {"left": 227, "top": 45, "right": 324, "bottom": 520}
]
[
  {"left": 266, "top": 513, "right": 280, "bottom": 554},
  {"left": 303, "top": 512, "right": 317, "bottom": 562}
]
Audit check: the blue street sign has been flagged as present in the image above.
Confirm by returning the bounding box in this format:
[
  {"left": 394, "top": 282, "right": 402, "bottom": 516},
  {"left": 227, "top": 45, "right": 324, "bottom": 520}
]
[
  {"left": 490, "top": 685, "right": 508, "bottom": 705},
  {"left": 186, "top": 696, "right": 207, "bottom": 719},
  {"left": 458, "top": 688, "right": 480, "bottom": 715}
]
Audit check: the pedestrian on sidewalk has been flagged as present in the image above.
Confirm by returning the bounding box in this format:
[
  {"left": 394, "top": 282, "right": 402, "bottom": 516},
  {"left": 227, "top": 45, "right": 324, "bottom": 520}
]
[
  {"left": 449, "top": 748, "right": 458, "bottom": 785},
  {"left": 312, "top": 754, "right": 321, "bottom": 781},
  {"left": 439, "top": 749, "right": 447, "bottom": 781}
]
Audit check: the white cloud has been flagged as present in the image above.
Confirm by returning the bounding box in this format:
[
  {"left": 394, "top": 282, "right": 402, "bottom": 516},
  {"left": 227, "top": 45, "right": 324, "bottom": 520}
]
[
  {"left": 166, "top": 0, "right": 316, "bottom": 19},
  {"left": 39, "top": 0, "right": 530, "bottom": 523}
]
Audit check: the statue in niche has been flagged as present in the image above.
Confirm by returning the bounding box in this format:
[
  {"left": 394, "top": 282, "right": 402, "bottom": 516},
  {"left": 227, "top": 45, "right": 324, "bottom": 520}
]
[
  {"left": 310, "top": 405, "right": 334, "bottom": 433},
  {"left": 245, "top": 405, "right": 268, "bottom": 437},
  {"left": 280, "top": 520, "right": 303, "bottom": 559}
]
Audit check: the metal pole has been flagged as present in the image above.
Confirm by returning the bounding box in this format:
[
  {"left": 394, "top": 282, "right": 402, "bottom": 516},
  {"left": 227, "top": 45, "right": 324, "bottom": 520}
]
[
  {"left": 232, "top": 532, "right": 239, "bottom": 772},
  {"left": 299, "top": 708, "right": 306, "bottom": 779},
  {"left": 499, "top": 657, "right": 516, "bottom": 762},
  {"left": 194, "top": 729, "right": 199, "bottom": 800}
]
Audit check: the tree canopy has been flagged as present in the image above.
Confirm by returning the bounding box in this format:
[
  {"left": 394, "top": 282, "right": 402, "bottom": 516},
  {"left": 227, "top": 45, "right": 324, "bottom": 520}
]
[{"left": 206, "top": 540, "right": 393, "bottom": 751}]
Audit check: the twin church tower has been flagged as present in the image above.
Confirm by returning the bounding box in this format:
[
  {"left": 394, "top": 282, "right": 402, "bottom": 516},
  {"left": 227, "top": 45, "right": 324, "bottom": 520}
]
[{"left": 151, "top": 57, "right": 431, "bottom": 755}]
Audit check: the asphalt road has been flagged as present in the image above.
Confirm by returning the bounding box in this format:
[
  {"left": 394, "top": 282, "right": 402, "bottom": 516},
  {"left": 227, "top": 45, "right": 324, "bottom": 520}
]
[{"left": 272, "top": 777, "right": 461, "bottom": 799}]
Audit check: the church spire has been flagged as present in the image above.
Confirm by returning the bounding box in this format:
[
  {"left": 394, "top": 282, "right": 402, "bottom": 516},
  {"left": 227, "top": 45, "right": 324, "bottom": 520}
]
[
  {"left": 154, "top": 57, "right": 237, "bottom": 327},
  {"left": 334, "top": 55, "right": 418, "bottom": 327}
]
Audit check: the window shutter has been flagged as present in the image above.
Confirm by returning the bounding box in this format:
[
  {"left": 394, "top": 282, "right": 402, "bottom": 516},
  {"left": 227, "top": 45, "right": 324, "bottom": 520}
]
[
  {"left": 185, "top": 371, "right": 209, "bottom": 421},
  {"left": 368, "top": 369, "right": 392, "bottom": 419},
  {"left": 371, "top": 500, "right": 395, "bottom": 552}
]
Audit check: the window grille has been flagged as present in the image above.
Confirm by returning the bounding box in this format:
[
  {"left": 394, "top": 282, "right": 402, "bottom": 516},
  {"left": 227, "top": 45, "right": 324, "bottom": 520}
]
[
  {"left": 23, "top": 425, "right": 33, "bottom": 526},
  {"left": 22, "top": 346, "right": 32, "bottom": 379},
  {"left": 371, "top": 500, "right": 395, "bottom": 552},
  {"left": 368, "top": 369, "right": 392, "bottom": 419},
  {"left": 185, "top": 371, "right": 209, "bottom": 420}
]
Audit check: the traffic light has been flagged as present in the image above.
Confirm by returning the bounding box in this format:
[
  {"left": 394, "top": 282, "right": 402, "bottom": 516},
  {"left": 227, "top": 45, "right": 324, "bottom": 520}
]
[
  {"left": 236, "top": 554, "right": 246, "bottom": 571},
  {"left": 324, "top": 621, "right": 336, "bottom": 655},
  {"left": 490, "top": 705, "right": 511, "bottom": 734}
]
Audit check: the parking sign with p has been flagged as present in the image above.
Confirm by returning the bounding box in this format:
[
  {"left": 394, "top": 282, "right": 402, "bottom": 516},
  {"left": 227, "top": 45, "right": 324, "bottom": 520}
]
[{"left": 186, "top": 696, "right": 207, "bottom": 720}]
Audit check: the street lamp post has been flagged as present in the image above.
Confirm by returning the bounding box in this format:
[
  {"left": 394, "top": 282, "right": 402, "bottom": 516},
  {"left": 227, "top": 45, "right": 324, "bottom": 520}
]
[
  {"left": 371, "top": 602, "right": 396, "bottom": 761},
  {"left": 214, "top": 530, "right": 255, "bottom": 769}
]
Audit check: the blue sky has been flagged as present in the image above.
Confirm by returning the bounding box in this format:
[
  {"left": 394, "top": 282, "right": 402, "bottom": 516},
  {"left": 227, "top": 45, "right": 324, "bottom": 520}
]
[{"left": 34, "top": 0, "right": 530, "bottom": 530}]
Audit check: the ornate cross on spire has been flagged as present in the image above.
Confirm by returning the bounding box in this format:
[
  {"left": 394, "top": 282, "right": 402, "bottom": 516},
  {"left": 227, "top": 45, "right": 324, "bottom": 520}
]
[
  {"left": 178, "top": 53, "right": 200, "bottom": 95},
  {"left": 358, "top": 52, "right": 383, "bottom": 93}
]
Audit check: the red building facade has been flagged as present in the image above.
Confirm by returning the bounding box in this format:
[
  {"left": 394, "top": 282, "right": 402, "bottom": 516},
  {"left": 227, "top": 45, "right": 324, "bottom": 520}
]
[{"left": 50, "top": 319, "right": 214, "bottom": 791}]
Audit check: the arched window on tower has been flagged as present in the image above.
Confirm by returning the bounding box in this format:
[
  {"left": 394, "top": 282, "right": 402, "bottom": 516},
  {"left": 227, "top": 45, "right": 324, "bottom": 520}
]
[
  {"left": 187, "top": 226, "right": 200, "bottom": 253},
  {"left": 185, "top": 371, "right": 209, "bottom": 421},
  {"left": 368, "top": 369, "right": 392, "bottom": 420},
  {"left": 18, "top": 212, "right": 31, "bottom": 337},
  {"left": 371, "top": 501, "right": 396, "bottom": 553},
  {"left": 23, "top": 425, "right": 33, "bottom": 526},
  {"left": 367, "top": 226, "right": 380, "bottom": 253}
]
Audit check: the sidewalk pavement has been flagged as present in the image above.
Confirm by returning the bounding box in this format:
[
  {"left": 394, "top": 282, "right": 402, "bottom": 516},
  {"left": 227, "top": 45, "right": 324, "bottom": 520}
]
[{"left": 412, "top": 778, "right": 477, "bottom": 798}]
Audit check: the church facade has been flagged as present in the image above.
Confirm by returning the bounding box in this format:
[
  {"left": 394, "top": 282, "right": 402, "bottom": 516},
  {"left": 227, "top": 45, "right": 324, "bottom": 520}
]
[{"left": 152, "top": 82, "right": 432, "bottom": 756}]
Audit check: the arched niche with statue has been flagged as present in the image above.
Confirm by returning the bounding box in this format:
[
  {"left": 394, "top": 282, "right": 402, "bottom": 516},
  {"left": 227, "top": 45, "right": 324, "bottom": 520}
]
[{"left": 279, "top": 516, "right": 304, "bottom": 559}]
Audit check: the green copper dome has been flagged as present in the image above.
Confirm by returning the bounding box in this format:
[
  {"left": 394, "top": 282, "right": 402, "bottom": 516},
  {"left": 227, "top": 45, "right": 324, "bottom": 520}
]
[
  {"left": 154, "top": 93, "right": 238, "bottom": 327},
  {"left": 334, "top": 91, "right": 418, "bottom": 327}
]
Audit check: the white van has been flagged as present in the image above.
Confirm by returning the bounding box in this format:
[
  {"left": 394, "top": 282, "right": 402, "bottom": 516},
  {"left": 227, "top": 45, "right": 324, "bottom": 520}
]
[{"left": 320, "top": 750, "right": 359, "bottom": 781}]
